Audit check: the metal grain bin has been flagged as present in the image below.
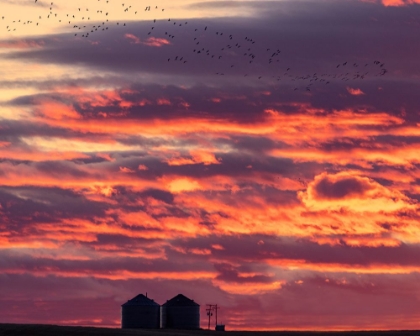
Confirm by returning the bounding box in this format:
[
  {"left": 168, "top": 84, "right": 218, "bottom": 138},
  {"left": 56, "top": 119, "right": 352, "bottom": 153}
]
[
  {"left": 161, "top": 294, "right": 200, "bottom": 329},
  {"left": 121, "top": 293, "right": 160, "bottom": 329}
]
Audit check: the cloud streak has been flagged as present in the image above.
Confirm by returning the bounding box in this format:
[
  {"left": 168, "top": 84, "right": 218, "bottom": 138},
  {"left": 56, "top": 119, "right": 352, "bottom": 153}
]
[{"left": 0, "top": 0, "right": 419, "bottom": 331}]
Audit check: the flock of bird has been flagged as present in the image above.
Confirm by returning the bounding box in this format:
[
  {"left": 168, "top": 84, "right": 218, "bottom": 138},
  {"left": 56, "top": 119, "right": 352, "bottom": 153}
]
[{"left": 0, "top": 0, "right": 389, "bottom": 91}]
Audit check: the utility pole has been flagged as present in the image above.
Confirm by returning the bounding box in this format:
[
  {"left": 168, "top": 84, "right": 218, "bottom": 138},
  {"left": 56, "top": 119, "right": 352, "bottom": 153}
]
[
  {"left": 206, "top": 304, "right": 220, "bottom": 329},
  {"left": 206, "top": 304, "right": 214, "bottom": 330}
]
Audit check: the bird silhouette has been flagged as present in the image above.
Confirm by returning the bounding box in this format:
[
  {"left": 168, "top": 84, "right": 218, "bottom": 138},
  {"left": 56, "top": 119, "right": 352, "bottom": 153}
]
[{"left": 0, "top": 0, "right": 388, "bottom": 89}]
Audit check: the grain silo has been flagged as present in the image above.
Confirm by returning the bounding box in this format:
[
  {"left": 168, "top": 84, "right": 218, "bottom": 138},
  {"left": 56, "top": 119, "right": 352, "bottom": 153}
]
[
  {"left": 121, "top": 293, "right": 160, "bottom": 329},
  {"left": 161, "top": 294, "right": 200, "bottom": 329}
]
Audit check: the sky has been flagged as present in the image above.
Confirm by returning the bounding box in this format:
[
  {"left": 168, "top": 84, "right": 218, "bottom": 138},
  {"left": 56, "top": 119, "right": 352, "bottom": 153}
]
[{"left": 0, "top": 0, "right": 420, "bottom": 331}]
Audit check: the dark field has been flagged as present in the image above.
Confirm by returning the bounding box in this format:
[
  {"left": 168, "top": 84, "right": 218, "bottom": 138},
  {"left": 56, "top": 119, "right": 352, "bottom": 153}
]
[{"left": 0, "top": 324, "right": 419, "bottom": 336}]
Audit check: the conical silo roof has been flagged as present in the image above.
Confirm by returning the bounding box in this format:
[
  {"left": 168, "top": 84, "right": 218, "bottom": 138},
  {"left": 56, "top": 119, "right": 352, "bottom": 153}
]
[
  {"left": 163, "top": 294, "right": 199, "bottom": 307},
  {"left": 121, "top": 293, "right": 159, "bottom": 306}
]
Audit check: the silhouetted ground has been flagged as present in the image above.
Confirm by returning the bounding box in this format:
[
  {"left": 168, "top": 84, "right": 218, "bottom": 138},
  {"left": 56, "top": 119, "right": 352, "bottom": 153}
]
[{"left": 0, "top": 324, "right": 419, "bottom": 336}]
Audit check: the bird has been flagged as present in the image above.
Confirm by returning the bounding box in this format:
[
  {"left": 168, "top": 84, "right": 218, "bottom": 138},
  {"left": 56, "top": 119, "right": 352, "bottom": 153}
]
[{"left": 12, "top": 0, "right": 385, "bottom": 88}]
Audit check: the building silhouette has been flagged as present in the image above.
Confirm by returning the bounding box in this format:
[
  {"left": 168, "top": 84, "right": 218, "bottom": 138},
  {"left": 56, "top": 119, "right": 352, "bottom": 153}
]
[
  {"left": 161, "top": 294, "right": 200, "bottom": 329},
  {"left": 121, "top": 293, "right": 200, "bottom": 330},
  {"left": 121, "top": 293, "right": 160, "bottom": 329}
]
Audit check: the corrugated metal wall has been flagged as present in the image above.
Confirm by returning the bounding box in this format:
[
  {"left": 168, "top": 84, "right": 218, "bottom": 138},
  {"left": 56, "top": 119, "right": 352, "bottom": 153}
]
[
  {"left": 121, "top": 305, "right": 160, "bottom": 329},
  {"left": 161, "top": 304, "right": 200, "bottom": 329}
]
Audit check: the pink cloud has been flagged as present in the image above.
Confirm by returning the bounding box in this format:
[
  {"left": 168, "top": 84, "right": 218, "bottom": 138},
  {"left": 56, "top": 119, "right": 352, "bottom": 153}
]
[
  {"left": 347, "top": 87, "right": 365, "bottom": 95},
  {"left": 119, "top": 166, "right": 135, "bottom": 173},
  {"left": 0, "top": 39, "right": 45, "bottom": 49},
  {"left": 124, "top": 34, "right": 170, "bottom": 47}
]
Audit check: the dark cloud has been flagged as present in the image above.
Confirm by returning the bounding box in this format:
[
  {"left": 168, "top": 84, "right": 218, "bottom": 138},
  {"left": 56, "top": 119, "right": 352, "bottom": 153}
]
[
  {"left": 313, "top": 175, "right": 373, "bottom": 199},
  {"left": 112, "top": 186, "right": 174, "bottom": 204},
  {"left": 0, "top": 250, "right": 213, "bottom": 275},
  {"left": 214, "top": 262, "right": 274, "bottom": 284},
  {"left": 0, "top": 119, "right": 106, "bottom": 142},
  {"left": 0, "top": 186, "right": 108, "bottom": 229},
  {"left": 171, "top": 234, "right": 420, "bottom": 267},
  {"left": 34, "top": 161, "right": 92, "bottom": 178}
]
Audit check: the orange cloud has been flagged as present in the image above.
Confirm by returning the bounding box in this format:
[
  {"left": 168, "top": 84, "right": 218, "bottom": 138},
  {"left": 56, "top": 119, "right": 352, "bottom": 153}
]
[
  {"left": 165, "top": 177, "right": 203, "bottom": 193},
  {"left": 381, "top": 0, "right": 420, "bottom": 6},
  {"left": 213, "top": 279, "right": 285, "bottom": 295},
  {"left": 266, "top": 258, "right": 420, "bottom": 274},
  {"left": 34, "top": 101, "right": 81, "bottom": 120}
]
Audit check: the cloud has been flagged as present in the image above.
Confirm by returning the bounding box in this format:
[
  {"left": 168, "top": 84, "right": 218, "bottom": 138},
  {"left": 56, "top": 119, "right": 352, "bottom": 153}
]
[
  {"left": 165, "top": 150, "right": 221, "bottom": 166},
  {"left": 119, "top": 166, "right": 135, "bottom": 173},
  {"left": 0, "top": 0, "right": 420, "bottom": 330},
  {"left": 381, "top": 0, "right": 420, "bottom": 6},
  {"left": 0, "top": 38, "right": 45, "bottom": 49},
  {"left": 300, "top": 172, "right": 417, "bottom": 212},
  {"left": 347, "top": 87, "right": 365, "bottom": 95},
  {"left": 124, "top": 34, "right": 171, "bottom": 47},
  {"left": 313, "top": 173, "right": 375, "bottom": 199}
]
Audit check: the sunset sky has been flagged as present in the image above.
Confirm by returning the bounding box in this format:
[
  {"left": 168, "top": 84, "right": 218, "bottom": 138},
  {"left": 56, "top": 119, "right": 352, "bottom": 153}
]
[{"left": 1, "top": 0, "right": 420, "bottom": 331}]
